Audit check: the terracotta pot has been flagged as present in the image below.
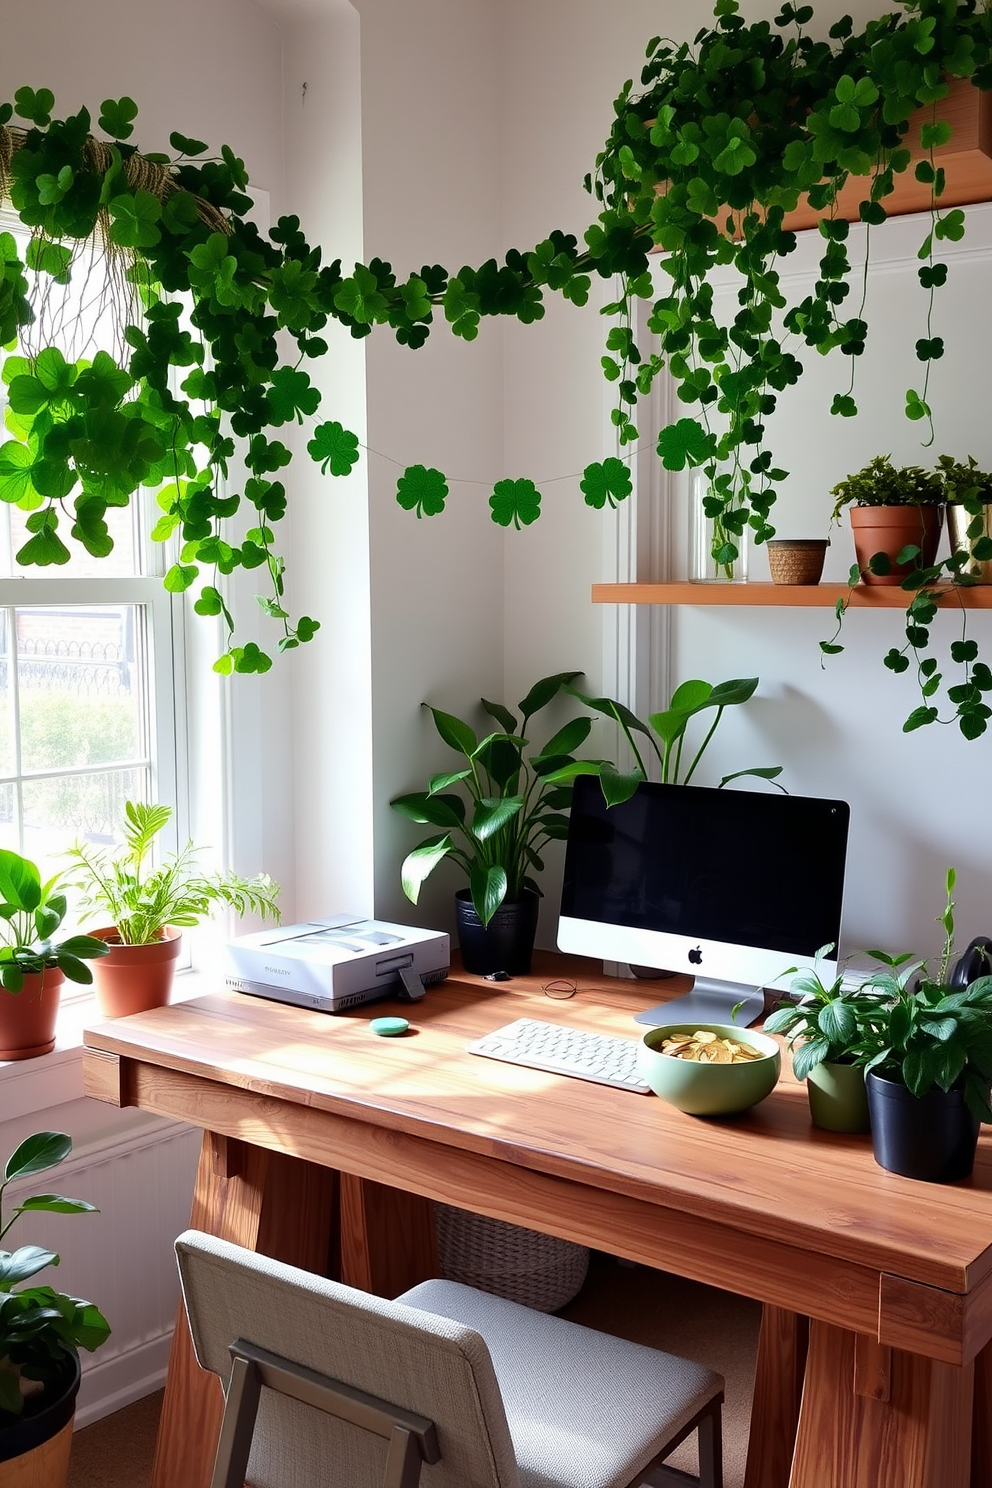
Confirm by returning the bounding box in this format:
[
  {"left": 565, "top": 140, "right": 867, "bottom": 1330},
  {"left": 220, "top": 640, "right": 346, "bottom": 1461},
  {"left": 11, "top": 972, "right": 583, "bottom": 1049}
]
[
  {"left": 849, "top": 504, "right": 943, "bottom": 585},
  {"left": 0, "top": 967, "right": 65, "bottom": 1060},
  {"left": 90, "top": 926, "right": 182, "bottom": 1018}
]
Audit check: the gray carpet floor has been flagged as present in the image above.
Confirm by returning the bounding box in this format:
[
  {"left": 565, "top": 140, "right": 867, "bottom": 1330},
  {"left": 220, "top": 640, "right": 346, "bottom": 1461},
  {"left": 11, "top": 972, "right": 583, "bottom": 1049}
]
[{"left": 67, "top": 1254, "right": 760, "bottom": 1487}]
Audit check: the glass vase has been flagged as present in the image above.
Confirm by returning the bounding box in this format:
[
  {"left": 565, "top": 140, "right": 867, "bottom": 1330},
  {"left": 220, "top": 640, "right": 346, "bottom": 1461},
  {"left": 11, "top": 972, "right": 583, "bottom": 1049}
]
[{"left": 689, "top": 474, "right": 749, "bottom": 583}]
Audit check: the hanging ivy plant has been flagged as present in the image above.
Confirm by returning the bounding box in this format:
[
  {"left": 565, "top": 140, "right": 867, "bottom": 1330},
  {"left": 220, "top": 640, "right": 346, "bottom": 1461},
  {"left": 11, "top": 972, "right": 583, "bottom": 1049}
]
[{"left": 0, "top": 0, "right": 991, "bottom": 730}]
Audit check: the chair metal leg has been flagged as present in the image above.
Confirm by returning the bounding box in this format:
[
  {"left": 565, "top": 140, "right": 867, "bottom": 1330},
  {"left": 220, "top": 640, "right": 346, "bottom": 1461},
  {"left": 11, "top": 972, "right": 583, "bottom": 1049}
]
[
  {"left": 210, "top": 1338, "right": 440, "bottom": 1488},
  {"left": 697, "top": 1401, "right": 723, "bottom": 1488}
]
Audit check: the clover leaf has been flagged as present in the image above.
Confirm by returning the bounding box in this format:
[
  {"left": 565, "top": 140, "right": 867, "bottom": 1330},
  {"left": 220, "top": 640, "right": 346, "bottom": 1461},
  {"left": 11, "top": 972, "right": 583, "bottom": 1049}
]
[
  {"left": 267, "top": 367, "right": 321, "bottom": 425},
  {"left": 307, "top": 421, "right": 361, "bottom": 477},
  {"left": 656, "top": 418, "right": 716, "bottom": 470},
  {"left": 396, "top": 465, "right": 448, "bottom": 518},
  {"left": 98, "top": 97, "right": 139, "bottom": 140},
  {"left": 490, "top": 479, "right": 541, "bottom": 529},
  {"left": 580, "top": 458, "right": 632, "bottom": 510}
]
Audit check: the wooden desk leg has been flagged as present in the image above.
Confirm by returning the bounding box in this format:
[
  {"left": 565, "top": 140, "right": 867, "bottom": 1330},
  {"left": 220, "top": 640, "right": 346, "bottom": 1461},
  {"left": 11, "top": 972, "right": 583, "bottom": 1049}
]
[
  {"left": 972, "top": 1338, "right": 992, "bottom": 1488},
  {"left": 339, "top": 1173, "right": 438, "bottom": 1296},
  {"left": 743, "top": 1305, "right": 809, "bottom": 1488},
  {"left": 789, "top": 1321, "right": 974, "bottom": 1488},
  {"left": 151, "top": 1132, "right": 337, "bottom": 1488}
]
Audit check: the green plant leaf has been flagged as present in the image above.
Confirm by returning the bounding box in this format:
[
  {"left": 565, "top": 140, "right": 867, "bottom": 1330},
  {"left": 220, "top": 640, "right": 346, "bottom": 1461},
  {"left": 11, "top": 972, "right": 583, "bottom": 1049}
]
[
  {"left": 98, "top": 96, "right": 139, "bottom": 140},
  {"left": 4, "top": 1131, "right": 71, "bottom": 1183},
  {"left": 580, "top": 458, "right": 632, "bottom": 510},
  {"left": 656, "top": 418, "right": 715, "bottom": 470}
]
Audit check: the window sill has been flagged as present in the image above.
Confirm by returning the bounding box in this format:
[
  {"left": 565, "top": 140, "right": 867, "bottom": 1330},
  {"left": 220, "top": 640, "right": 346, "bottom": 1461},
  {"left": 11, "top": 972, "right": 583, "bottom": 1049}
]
[{"left": 0, "top": 970, "right": 213, "bottom": 1119}]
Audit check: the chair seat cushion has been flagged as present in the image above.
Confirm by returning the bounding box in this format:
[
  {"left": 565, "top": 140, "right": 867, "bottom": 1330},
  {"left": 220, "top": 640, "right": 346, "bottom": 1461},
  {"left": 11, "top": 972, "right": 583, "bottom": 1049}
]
[{"left": 398, "top": 1277, "right": 723, "bottom": 1488}]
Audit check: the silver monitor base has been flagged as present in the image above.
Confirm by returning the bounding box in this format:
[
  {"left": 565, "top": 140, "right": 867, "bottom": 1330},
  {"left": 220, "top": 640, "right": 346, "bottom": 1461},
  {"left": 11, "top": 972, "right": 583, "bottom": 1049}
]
[{"left": 633, "top": 978, "right": 765, "bottom": 1029}]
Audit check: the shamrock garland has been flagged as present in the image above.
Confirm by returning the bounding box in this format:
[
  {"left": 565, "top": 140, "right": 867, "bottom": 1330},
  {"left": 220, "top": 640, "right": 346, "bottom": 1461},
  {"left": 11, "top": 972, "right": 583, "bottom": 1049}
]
[{"left": 0, "top": 0, "right": 991, "bottom": 737}]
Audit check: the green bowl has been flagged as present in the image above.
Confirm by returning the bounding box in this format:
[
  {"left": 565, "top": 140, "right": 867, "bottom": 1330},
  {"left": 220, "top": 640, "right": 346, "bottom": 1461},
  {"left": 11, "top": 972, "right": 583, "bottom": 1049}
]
[{"left": 638, "top": 1022, "right": 781, "bottom": 1116}]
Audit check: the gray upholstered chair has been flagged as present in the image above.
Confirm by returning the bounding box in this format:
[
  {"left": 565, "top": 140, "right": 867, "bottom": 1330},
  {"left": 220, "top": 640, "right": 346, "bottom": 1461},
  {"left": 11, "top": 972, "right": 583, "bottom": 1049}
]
[{"left": 175, "top": 1228, "right": 724, "bottom": 1488}]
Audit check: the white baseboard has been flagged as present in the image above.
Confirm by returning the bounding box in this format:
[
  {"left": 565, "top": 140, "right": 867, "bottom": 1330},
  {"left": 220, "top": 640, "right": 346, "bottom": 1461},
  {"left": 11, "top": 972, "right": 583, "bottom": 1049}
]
[{"left": 76, "top": 1327, "right": 174, "bottom": 1429}]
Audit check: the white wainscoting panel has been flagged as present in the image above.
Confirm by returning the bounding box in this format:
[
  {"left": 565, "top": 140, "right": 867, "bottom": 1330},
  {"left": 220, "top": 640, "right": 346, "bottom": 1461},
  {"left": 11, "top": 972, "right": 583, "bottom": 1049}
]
[{"left": 5, "top": 1118, "right": 201, "bottom": 1426}]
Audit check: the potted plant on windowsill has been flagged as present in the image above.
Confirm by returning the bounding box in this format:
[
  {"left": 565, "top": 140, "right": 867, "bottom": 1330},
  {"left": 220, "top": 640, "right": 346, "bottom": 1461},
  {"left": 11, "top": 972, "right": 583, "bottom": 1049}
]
[
  {"left": 0, "top": 851, "right": 109, "bottom": 1061},
  {"left": 1, "top": 1130, "right": 110, "bottom": 1486},
  {"left": 65, "top": 801, "right": 280, "bottom": 1018},
  {"left": 829, "top": 456, "right": 945, "bottom": 586},
  {"left": 390, "top": 672, "right": 613, "bottom": 976},
  {"left": 858, "top": 869, "right": 992, "bottom": 1183},
  {"left": 763, "top": 945, "right": 883, "bottom": 1134}
]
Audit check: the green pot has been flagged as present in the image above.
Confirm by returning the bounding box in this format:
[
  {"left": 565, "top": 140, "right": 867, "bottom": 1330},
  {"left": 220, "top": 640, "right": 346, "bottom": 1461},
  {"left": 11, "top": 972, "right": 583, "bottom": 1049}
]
[{"left": 806, "top": 1059, "right": 870, "bottom": 1134}]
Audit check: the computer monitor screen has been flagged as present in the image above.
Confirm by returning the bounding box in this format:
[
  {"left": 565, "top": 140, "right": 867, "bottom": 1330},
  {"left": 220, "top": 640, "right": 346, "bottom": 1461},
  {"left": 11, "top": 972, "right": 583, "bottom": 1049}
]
[{"left": 557, "top": 776, "right": 850, "bottom": 1026}]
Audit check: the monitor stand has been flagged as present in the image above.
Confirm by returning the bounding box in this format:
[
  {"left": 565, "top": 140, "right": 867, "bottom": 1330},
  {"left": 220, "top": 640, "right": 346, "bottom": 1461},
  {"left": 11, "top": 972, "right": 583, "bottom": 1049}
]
[{"left": 633, "top": 977, "right": 765, "bottom": 1029}]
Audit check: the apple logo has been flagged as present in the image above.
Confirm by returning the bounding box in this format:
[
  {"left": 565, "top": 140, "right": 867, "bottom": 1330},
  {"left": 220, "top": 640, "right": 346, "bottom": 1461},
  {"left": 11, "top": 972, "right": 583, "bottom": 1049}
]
[{"left": 688, "top": 946, "right": 703, "bottom": 965}]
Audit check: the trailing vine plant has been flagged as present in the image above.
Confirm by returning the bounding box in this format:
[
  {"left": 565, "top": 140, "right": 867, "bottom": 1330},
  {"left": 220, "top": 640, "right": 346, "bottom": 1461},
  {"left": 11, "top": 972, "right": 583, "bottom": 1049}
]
[{"left": 0, "top": 0, "right": 990, "bottom": 725}]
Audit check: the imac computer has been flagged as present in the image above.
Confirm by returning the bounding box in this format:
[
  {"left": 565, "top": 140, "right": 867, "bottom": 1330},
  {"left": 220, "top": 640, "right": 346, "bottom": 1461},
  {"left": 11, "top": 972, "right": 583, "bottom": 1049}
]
[{"left": 557, "top": 776, "right": 850, "bottom": 1027}]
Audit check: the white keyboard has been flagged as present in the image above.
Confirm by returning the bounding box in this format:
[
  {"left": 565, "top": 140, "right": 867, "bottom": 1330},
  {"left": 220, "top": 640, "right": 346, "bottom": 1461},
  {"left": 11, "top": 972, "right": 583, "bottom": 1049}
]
[{"left": 467, "top": 1017, "right": 651, "bottom": 1094}]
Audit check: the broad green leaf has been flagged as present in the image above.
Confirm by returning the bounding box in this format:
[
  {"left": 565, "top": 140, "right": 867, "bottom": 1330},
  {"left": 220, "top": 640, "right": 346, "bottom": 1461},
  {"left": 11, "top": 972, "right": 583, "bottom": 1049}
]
[
  {"left": 400, "top": 836, "right": 453, "bottom": 902},
  {"left": 4, "top": 1131, "right": 71, "bottom": 1182},
  {"left": 469, "top": 864, "right": 508, "bottom": 927},
  {"left": 656, "top": 418, "right": 715, "bottom": 470},
  {"left": 425, "top": 706, "right": 477, "bottom": 757}
]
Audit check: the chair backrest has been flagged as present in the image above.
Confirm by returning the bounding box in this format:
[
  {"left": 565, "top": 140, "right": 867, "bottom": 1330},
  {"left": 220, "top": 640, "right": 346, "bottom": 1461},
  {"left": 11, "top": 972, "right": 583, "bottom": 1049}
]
[{"left": 175, "top": 1230, "right": 522, "bottom": 1488}]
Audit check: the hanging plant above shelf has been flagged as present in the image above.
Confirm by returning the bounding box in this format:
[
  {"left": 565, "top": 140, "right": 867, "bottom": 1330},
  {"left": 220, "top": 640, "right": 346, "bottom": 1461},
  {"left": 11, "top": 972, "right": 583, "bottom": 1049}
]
[{"left": 1, "top": 0, "right": 991, "bottom": 731}]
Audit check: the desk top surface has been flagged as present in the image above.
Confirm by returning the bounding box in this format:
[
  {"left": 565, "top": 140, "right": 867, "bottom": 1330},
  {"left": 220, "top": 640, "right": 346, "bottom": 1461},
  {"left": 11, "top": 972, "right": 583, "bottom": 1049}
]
[{"left": 83, "top": 951, "right": 992, "bottom": 1299}]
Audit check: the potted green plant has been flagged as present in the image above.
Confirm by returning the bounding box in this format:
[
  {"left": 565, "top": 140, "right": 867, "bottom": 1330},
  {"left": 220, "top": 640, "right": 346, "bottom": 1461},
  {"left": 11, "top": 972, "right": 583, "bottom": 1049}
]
[
  {"left": 390, "top": 672, "right": 612, "bottom": 975},
  {"left": 829, "top": 456, "right": 945, "bottom": 586},
  {"left": 938, "top": 454, "right": 992, "bottom": 584},
  {"left": 0, "top": 851, "right": 109, "bottom": 1061},
  {"left": 0, "top": 1130, "right": 110, "bottom": 1486},
  {"left": 858, "top": 869, "right": 992, "bottom": 1183},
  {"left": 570, "top": 675, "right": 783, "bottom": 803},
  {"left": 764, "top": 945, "right": 883, "bottom": 1134},
  {"left": 65, "top": 801, "right": 280, "bottom": 1018}
]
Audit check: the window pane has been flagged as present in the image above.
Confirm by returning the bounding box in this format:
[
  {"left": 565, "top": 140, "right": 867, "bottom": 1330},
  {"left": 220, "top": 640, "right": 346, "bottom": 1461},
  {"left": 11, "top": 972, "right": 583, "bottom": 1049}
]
[
  {"left": 22, "top": 767, "right": 150, "bottom": 872},
  {"left": 16, "top": 606, "right": 145, "bottom": 770}
]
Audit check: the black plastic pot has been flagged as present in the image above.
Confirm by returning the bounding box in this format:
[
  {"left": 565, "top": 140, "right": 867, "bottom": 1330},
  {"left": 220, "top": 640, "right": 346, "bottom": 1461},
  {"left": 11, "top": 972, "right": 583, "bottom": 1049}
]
[
  {"left": 455, "top": 889, "right": 540, "bottom": 976},
  {"left": 866, "top": 1070, "right": 980, "bottom": 1183},
  {"left": 0, "top": 1351, "right": 80, "bottom": 1465}
]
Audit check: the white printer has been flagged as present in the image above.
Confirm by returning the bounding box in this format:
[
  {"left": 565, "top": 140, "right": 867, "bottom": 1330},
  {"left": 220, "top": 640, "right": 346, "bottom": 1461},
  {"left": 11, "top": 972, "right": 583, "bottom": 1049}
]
[{"left": 225, "top": 914, "right": 450, "bottom": 1013}]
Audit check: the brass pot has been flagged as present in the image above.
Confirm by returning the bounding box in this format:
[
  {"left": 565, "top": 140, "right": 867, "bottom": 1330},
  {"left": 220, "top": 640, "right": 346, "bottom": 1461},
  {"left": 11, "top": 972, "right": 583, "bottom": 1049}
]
[{"left": 947, "top": 501, "right": 992, "bottom": 583}]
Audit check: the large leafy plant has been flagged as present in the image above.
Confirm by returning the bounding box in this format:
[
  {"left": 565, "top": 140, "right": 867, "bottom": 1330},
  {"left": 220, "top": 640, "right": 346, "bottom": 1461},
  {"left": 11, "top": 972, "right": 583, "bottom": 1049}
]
[
  {"left": 571, "top": 676, "right": 783, "bottom": 801},
  {"left": 390, "top": 672, "right": 611, "bottom": 926},
  {"left": 65, "top": 800, "right": 280, "bottom": 945},
  {"left": 0, "top": 849, "right": 108, "bottom": 992},
  {"left": 0, "top": 1130, "right": 110, "bottom": 1422}
]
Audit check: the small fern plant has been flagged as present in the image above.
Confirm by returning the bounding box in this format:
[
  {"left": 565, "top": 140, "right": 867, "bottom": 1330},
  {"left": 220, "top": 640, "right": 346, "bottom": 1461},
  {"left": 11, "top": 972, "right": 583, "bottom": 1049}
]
[{"left": 65, "top": 802, "right": 280, "bottom": 946}]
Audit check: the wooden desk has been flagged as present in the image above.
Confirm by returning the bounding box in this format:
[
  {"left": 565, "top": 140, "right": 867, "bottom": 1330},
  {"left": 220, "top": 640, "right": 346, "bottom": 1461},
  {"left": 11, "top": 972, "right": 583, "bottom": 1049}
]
[{"left": 82, "top": 953, "right": 992, "bottom": 1488}]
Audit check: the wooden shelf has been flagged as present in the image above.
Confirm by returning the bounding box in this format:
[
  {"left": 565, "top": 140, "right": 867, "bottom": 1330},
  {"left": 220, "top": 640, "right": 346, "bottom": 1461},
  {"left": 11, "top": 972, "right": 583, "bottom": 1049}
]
[
  {"left": 592, "top": 581, "right": 992, "bottom": 608},
  {"left": 781, "top": 77, "right": 992, "bottom": 231}
]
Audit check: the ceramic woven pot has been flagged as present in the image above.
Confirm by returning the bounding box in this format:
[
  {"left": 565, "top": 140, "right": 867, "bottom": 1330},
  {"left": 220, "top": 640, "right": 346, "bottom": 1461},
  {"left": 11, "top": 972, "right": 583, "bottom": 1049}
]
[
  {"left": 90, "top": 926, "right": 182, "bottom": 1018},
  {"left": 0, "top": 967, "right": 65, "bottom": 1060},
  {"left": 849, "top": 504, "right": 943, "bottom": 585}
]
